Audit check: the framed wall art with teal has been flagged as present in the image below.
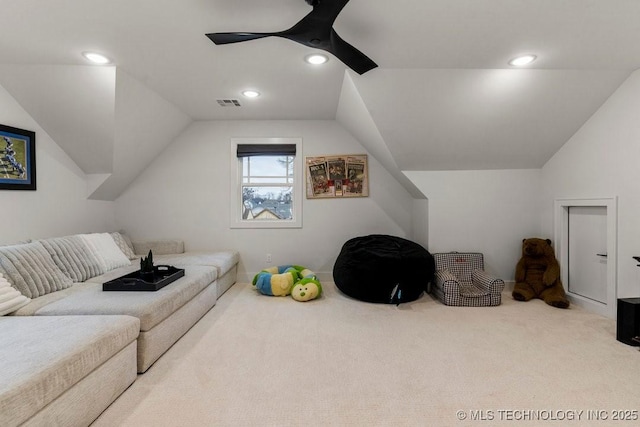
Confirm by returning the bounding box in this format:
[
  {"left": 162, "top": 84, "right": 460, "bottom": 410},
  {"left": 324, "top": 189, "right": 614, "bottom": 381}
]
[{"left": 0, "top": 124, "right": 36, "bottom": 191}]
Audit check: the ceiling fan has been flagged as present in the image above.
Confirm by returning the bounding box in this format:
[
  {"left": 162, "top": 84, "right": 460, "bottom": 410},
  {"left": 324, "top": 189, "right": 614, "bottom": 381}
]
[{"left": 206, "top": 0, "right": 377, "bottom": 75}]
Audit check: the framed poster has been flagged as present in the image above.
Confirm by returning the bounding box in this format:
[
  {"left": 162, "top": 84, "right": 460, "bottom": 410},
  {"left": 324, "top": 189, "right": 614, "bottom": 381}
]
[
  {"left": 305, "top": 154, "right": 368, "bottom": 198},
  {"left": 0, "top": 124, "right": 36, "bottom": 190}
]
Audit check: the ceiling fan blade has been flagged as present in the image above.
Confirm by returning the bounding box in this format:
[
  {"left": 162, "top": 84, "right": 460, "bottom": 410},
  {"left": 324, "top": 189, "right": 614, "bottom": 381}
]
[
  {"left": 205, "top": 0, "right": 378, "bottom": 74},
  {"left": 206, "top": 32, "right": 275, "bottom": 45},
  {"left": 327, "top": 29, "right": 377, "bottom": 75}
]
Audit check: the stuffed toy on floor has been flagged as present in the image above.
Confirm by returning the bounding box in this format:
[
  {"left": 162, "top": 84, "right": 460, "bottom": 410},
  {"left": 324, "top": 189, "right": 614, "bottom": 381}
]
[
  {"left": 252, "top": 265, "right": 299, "bottom": 296},
  {"left": 253, "top": 265, "right": 322, "bottom": 301},
  {"left": 291, "top": 277, "right": 323, "bottom": 302},
  {"left": 512, "top": 238, "right": 570, "bottom": 309}
]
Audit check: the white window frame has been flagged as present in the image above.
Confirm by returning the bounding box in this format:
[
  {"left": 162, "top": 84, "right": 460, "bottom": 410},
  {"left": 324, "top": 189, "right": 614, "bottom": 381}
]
[{"left": 230, "top": 137, "right": 303, "bottom": 229}]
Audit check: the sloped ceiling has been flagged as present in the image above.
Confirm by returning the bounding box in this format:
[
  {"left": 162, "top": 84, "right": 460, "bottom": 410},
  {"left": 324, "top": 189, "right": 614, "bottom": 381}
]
[
  {"left": 336, "top": 72, "right": 425, "bottom": 198},
  {"left": 0, "top": 66, "right": 191, "bottom": 200},
  {"left": 0, "top": 65, "right": 115, "bottom": 173},
  {"left": 1, "top": 0, "right": 640, "bottom": 197},
  {"left": 350, "top": 68, "right": 630, "bottom": 170},
  {"left": 90, "top": 69, "right": 192, "bottom": 200}
]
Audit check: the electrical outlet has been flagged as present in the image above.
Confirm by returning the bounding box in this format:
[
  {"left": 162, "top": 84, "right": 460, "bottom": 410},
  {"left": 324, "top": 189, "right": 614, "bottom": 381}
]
[{"left": 266, "top": 253, "right": 272, "bottom": 263}]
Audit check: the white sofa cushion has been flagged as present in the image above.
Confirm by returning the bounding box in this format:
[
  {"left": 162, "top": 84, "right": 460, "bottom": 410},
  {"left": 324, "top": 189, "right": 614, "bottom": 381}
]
[
  {"left": 34, "top": 265, "right": 217, "bottom": 331},
  {"left": 133, "top": 239, "right": 185, "bottom": 256},
  {"left": 39, "top": 235, "right": 104, "bottom": 282},
  {"left": 0, "top": 274, "right": 29, "bottom": 316},
  {"left": 0, "top": 242, "right": 73, "bottom": 299},
  {"left": 9, "top": 282, "right": 88, "bottom": 316},
  {"left": 154, "top": 250, "right": 239, "bottom": 277},
  {"left": 0, "top": 315, "right": 139, "bottom": 427},
  {"left": 79, "top": 233, "right": 131, "bottom": 272}
]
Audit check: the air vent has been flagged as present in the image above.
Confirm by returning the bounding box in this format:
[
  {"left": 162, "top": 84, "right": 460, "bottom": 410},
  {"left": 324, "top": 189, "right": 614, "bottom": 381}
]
[{"left": 217, "top": 99, "right": 241, "bottom": 107}]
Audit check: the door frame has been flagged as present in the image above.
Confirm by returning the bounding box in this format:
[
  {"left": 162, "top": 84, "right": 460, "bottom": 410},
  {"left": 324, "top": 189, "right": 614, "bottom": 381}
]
[{"left": 554, "top": 197, "right": 618, "bottom": 318}]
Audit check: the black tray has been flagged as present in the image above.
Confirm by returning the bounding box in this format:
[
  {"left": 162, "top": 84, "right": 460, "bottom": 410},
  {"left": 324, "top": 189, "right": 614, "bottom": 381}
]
[{"left": 102, "top": 265, "right": 185, "bottom": 291}]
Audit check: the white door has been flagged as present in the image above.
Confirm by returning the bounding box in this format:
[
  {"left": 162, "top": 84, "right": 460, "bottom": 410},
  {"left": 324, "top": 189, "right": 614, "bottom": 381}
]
[{"left": 567, "top": 206, "right": 608, "bottom": 303}]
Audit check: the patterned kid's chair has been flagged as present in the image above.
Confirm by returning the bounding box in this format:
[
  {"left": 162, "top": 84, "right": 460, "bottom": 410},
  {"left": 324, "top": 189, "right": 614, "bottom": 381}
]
[{"left": 430, "top": 252, "right": 504, "bottom": 307}]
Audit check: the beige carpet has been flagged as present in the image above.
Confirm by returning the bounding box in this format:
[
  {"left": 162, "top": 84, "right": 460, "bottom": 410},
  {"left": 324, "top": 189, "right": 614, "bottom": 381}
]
[{"left": 93, "top": 282, "right": 640, "bottom": 427}]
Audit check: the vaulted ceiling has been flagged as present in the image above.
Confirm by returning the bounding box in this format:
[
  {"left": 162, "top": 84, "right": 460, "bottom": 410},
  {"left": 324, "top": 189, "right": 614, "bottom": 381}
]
[{"left": 1, "top": 1, "right": 639, "bottom": 199}]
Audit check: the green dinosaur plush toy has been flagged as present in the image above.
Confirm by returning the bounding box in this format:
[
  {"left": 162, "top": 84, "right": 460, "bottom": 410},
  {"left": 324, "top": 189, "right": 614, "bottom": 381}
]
[{"left": 291, "top": 278, "right": 323, "bottom": 302}]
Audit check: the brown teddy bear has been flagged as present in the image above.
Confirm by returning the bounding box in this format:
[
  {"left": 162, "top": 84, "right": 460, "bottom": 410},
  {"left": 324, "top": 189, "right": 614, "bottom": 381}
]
[{"left": 512, "top": 238, "right": 570, "bottom": 309}]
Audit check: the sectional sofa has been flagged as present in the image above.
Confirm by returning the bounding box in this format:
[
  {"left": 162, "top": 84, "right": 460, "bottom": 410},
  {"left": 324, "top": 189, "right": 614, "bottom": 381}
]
[{"left": 0, "top": 232, "right": 238, "bottom": 427}]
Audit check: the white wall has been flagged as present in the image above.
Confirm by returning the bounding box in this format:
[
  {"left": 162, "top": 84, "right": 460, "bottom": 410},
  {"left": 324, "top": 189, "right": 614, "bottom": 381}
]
[
  {"left": 541, "top": 70, "right": 640, "bottom": 298},
  {"left": 115, "top": 120, "right": 416, "bottom": 280},
  {"left": 405, "top": 169, "right": 542, "bottom": 280},
  {"left": 0, "top": 84, "right": 116, "bottom": 245}
]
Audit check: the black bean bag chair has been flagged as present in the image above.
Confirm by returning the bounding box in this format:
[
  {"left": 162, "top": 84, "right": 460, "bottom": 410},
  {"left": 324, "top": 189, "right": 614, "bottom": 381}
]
[{"left": 333, "top": 234, "right": 435, "bottom": 304}]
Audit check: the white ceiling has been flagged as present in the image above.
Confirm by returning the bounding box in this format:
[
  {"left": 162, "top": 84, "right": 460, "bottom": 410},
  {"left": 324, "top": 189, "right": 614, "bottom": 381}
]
[{"left": 1, "top": 0, "right": 639, "bottom": 180}]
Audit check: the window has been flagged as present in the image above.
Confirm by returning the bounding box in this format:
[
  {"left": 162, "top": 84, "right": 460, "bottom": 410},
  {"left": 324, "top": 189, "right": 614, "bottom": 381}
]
[{"left": 230, "top": 138, "right": 302, "bottom": 228}]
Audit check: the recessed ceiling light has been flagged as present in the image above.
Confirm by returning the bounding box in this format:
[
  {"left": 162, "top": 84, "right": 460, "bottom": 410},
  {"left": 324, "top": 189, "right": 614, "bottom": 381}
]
[
  {"left": 305, "top": 54, "right": 329, "bottom": 65},
  {"left": 82, "top": 52, "right": 112, "bottom": 65},
  {"left": 242, "top": 90, "right": 260, "bottom": 98},
  {"left": 508, "top": 54, "right": 537, "bottom": 67}
]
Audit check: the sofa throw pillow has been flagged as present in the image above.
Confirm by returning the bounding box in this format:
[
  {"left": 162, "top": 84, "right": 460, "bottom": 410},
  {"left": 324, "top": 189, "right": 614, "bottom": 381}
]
[
  {"left": 110, "top": 232, "right": 136, "bottom": 260},
  {"left": 121, "top": 233, "right": 135, "bottom": 251},
  {"left": 0, "top": 273, "right": 30, "bottom": 315},
  {"left": 0, "top": 242, "right": 73, "bottom": 299},
  {"left": 39, "top": 235, "right": 104, "bottom": 282},
  {"left": 79, "top": 233, "right": 131, "bottom": 272}
]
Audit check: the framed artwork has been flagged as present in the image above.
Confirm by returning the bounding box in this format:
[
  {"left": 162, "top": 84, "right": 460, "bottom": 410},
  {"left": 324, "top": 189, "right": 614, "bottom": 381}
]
[
  {"left": 305, "top": 154, "right": 368, "bottom": 198},
  {"left": 0, "top": 124, "right": 36, "bottom": 190}
]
